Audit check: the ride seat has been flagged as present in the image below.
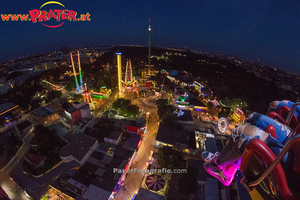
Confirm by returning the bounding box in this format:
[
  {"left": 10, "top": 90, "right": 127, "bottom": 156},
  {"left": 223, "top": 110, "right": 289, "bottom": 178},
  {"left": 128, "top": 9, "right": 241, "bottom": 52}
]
[
  {"left": 240, "top": 134, "right": 300, "bottom": 200},
  {"left": 264, "top": 124, "right": 277, "bottom": 139},
  {"left": 268, "top": 105, "right": 299, "bottom": 129}
]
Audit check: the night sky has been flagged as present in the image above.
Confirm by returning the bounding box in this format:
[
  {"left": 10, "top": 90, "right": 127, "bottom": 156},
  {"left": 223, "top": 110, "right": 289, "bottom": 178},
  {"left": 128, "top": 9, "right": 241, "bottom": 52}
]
[{"left": 1, "top": 0, "right": 300, "bottom": 73}]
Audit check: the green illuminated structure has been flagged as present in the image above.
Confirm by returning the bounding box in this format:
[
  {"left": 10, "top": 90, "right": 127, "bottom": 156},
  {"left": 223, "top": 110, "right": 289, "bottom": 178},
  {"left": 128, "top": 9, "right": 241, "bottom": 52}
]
[
  {"left": 77, "top": 50, "right": 84, "bottom": 90},
  {"left": 70, "top": 52, "right": 80, "bottom": 93},
  {"left": 148, "top": 24, "right": 151, "bottom": 74}
]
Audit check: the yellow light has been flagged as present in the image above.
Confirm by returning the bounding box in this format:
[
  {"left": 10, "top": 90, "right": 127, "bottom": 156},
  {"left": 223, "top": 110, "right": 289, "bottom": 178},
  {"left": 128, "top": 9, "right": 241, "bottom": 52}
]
[{"left": 0, "top": 105, "right": 19, "bottom": 116}]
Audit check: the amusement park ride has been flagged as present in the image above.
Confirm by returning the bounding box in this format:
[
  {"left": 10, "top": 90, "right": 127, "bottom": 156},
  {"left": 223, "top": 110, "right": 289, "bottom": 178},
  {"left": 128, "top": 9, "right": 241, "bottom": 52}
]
[
  {"left": 214, "top": 103, "right": 300, "bottom": 200},
  {"left": 122, "top": 59, "right": 139, "bottom": 95},
  {"left": 69, "top": 51, "right": 141, "bottom": 109},
  {"left": 70, "top": 51, "right": 96, "bottom": 109}
]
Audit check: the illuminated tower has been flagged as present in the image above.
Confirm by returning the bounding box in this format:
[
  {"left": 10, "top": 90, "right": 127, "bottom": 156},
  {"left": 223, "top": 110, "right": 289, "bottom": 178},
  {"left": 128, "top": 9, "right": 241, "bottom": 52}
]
[
  {"left": 70, "top": 52, "right": 80, "bottom": 93},
  {"left": 122, "top": 59, "right": 139, "bottom": 94},
  {"left": 77, "top": 50, "right": 84, "bottom": 90},
  {"left": 148, "top": 24, "right": 151, "bottom": 75},
  {"left": 116, "top": 52, "right": 122, "bottom": 98},
  {"left": 84, "top": 83, "right": 95, "bottom": 109},
  {"left": 125, "top": 59, "right": 133, "bottom": 86}
]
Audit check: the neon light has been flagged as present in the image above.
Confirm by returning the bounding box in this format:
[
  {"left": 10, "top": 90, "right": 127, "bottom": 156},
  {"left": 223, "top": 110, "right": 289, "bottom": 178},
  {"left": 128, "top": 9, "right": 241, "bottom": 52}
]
[
  {"left": 84, "top": 83, "right": 89, "bottom": 103},
  {"left": 117, "top": 53, "right": 122, "bottom": 98},
  {"left": 42, "top": 22, "right": 64, "bottom": 28},
  {"left": 116, "top": 52, "right": 122, "bottom": 55},
  {"left": 78, "top": 50, "right": 83, "bottom": 88},
  {"left": 218, "top": 117, "right": 229, "bottom": 133},
  {"left": 70, "top": 52, "right": 80, "bottom": 93},
  {"left": 93, "top": 95, "right": 103, "bottom": 99},
  {"left": 0, "top": 105, "right": 19, "bottom": 116},
  {"left": 138, "top": 140, "right": 142, "bottom": 149},
  {"left": 40, "top": 1, "right": 65, "bottom": 9}
]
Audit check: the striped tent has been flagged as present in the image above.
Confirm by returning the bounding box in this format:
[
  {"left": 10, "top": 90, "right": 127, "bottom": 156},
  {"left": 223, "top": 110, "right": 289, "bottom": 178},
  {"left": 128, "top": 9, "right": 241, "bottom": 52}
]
[{"left": 145, "top": 174, "right": 165, "bottom": 191}]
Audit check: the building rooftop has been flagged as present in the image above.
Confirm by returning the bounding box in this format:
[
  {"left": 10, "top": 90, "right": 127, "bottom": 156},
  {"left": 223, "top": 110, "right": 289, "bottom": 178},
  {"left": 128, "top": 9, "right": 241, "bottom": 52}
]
[
  {"left": 113, "top": 146, "right": 134, "bottom": 160},
  {"left": 66, "top": 178, "right": 87, "bottom": 195},
  {"left": 48, "top": 123, "right": 70, "bottom": 139},
  {"left": 114, "top": 119, "right": 136, "bottom": 130},
  {"left": 188, "top": 97, "right": 206, "bottom": 107},
  {"left": 16, "top": 120, "right": 32, "bottom": 132},
  {"left": 96, "top": 142, "right": 115, "bottom": 154},
  {"left": 178, "top": 110, "right": 193, "bottom": 122},
  {"left": 65, "top": 106, "right": 77, "bottom": 114},
  {"left": 205, "top": 138, "right": 217, "bottom": 153},
  {"left": 83, "top": 184, "right": 111, "bottom": 200},
  {"left": 122, "top": 133, "right": 141, "bottom": 151},
  {"left": 0, "top": 102, "right": 18, "bottom": 116},
  {"left": 60, "top": 133, "right": 97, "bottom": 162},
  {"left": 25, "top": 149, "right": 46, "bottom": 167},
  {"left": 73, "top": 116, "right": 94, "bottom": 130},
  {"left": 32, "top": 106, "right": 55, "bottom": 118},
  {"left": 105, "top": 130, "right": 122, "bottom": 140},
  {"left": 72, "top": 101, "right": 86, "bottom": 109},
  {"left": 156, "top": 123, "right": 190, "bottom": 147},
  {"left": 186, "top": 159, "right": 206, "bottom": 182},
  {"left": 135, "top": 188, "right": 167, "bottom": 200}
]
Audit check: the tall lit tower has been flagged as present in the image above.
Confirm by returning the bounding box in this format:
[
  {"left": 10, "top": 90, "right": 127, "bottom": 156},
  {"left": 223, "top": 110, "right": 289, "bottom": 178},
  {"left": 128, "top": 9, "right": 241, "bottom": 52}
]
[
  {"left": 123, "top": 59, "right": 139, "bottom": 93},
  {"left": 125, "top": 59, "right": 133, "bottom": 85},
  {"left": 70, "top": 52, "right": 80, "bottom": 93},
  {"left": 77, "top": 50, "right": 84, "bottom": 90},
  {"left": 148, "top": 24, "right": 151, "bottom": 75},
  {"left": 116, "top": 52, "right": 122, "bottom": 98}
]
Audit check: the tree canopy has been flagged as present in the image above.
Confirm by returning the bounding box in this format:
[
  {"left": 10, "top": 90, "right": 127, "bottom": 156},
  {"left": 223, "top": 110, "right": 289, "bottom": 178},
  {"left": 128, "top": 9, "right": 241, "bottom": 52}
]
[
  {"left": 112, "top": 98, "right": 139, "bottom": 118},
  {"left": 156, "top": 98, "right": 179, "bottom": 127},
  {"left": 158, "top": 146, "right": 184, "bottom": 171}
]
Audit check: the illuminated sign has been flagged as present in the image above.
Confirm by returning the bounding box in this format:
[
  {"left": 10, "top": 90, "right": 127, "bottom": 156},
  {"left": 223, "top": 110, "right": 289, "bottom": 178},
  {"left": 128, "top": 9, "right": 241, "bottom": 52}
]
[{"left": 1, "top": 1, "right": 91, "bottom": 28}]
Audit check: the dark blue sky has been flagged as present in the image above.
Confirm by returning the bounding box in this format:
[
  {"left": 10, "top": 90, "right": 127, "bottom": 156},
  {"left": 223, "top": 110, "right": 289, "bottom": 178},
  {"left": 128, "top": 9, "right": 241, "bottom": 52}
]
[{"left": 1, "top": 0, "right": 300, "bottom": 73}]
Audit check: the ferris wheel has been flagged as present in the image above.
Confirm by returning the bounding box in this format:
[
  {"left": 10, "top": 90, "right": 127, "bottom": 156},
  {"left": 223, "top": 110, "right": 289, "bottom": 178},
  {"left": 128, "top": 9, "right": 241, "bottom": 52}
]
[{"left": 218, "top": 117, "right": 229, "bottom": 134}]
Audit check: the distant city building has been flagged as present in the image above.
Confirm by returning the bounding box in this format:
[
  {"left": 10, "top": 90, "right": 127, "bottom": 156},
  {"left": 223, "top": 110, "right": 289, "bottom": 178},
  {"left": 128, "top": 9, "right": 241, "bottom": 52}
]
[
  {"left": 0, "top": 81, "right": 14, "bottom": 94},
  {"left": 34, "top": 61, "right": 56, "bottom": 71},
  {"left": 62, "top": 47, "right": 69, "bottom": 55}
]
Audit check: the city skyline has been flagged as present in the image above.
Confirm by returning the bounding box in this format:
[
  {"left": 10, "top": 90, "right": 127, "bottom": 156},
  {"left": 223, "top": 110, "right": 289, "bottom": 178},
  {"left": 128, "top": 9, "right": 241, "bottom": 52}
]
[{"left": 1, "top": 0, "right": 300, "bottom": 73}]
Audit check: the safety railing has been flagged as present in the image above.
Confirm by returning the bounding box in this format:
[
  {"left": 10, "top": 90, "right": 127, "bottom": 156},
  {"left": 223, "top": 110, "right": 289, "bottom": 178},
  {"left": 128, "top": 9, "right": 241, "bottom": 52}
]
[{"left": 248, "top": 134, "right": 300, "bottom": 187}]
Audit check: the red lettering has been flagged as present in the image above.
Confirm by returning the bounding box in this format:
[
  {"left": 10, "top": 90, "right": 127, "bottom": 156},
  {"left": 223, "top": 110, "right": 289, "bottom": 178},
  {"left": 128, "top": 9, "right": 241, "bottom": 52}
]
[
  {"left": 19, "top": 14, "right": 29, "bottom": 21},
  {"left": 80, "top": 14, "right": 86, "bottom": 21},
  {"left": 10, "top": 14, "right": 19, "bottom": 21},
  {"left": 46, "top": 9, "right": 57, "bottom": 20},
  {"left": 1, "top": 14, "right": 10, "bottom": 21},
  {"left": 61, "top": 9, "right": 68, "bottom": 20},
  {"left": 86, "top": 12, "right": 91, "bottom": 21},
  {"left": 68, "top": 10, "right": 76, "bottom": 21},
  {"left": 54, "top": 9, "right": 63, "bottom": 21},
  {"left": 38, "top": 10, "right": 47, "bottom": 22},
  {"left": 29, "top": 9, "right": 40, "bottom": 23}
]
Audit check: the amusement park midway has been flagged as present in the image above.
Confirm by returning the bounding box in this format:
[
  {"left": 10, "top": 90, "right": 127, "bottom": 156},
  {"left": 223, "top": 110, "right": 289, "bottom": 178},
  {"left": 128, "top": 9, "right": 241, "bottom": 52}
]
[{"left": 113, "top": 95, "right": 159, "bottom": 200}]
